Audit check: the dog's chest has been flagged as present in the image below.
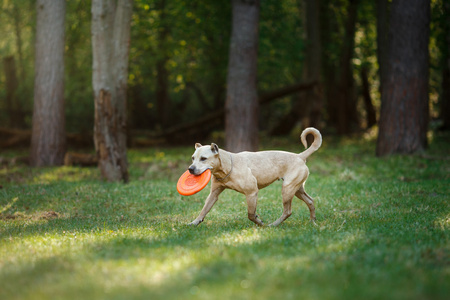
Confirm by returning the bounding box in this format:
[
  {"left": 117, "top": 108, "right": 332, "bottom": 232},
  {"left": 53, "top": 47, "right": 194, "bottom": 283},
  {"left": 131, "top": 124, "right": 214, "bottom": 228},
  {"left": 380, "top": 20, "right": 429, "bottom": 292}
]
[{"left": 222, "top": 180, "right": 248, "bottom": 194}]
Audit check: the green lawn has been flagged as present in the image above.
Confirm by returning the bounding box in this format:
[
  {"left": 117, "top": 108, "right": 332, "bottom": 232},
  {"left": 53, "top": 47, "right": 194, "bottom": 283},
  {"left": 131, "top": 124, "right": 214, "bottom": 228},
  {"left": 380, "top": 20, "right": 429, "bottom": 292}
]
[{"left": 1, "top": 132, "right": 449, "bottom": 300}]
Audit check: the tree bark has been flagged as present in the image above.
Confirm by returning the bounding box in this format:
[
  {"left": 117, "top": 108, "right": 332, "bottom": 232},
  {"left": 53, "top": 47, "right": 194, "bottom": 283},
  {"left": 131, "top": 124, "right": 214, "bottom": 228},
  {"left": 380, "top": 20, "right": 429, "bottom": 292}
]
[
  {"left": 92, "top": 0, "right": 133, "bottom": 182},
  {"left": 3, "top": 56, "right": 18, "bottom": 127},
  {"left": 155, "top": 0, "right": 170, "bottom": 127},
  {"left": 225, "top": 0, "right": 260, "bottom": 152},
  {"left": 376, "top": 0, "right": 389, "bottom": 97},
  {"left": 439, "top": 0, "right": 450, "bottom": 130},
  {"left": 441, "top": 66, "right": 450, "bottom": 130},
  {"left": 30, "top": 0, "right": 66, "bottom": 166},
  {"left": 13, "top": 4, "right": 26, "bottom": 81},
  {"left": 336, "top": 0, "right": 359, "bottom": 135},
  {"left": 305, "top": 0, "right": 323, "bottom": 129},
  {"left": 156, "top": 59, "right": 170, "bottom": 127},
  {"left": 361, "top": 66, "right": 377, "bottom": 128},
  {"left": 376, "top": 0, "right": 430, "bottom": 156},
  {"left": 321, "top": 0, "right": 338, "bottom": 130}
]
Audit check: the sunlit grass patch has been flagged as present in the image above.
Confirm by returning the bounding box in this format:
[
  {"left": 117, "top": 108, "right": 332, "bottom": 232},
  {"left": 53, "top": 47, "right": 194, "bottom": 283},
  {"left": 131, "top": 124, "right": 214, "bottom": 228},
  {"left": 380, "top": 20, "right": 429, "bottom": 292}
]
[{"left": 33, "top": 166, "right": 100, "bottom": 184}]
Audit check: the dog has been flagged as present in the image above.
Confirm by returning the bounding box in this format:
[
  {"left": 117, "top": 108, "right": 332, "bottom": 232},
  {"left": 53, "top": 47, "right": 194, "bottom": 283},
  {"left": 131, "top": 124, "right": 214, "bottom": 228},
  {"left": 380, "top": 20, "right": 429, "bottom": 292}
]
[{"left": 187, "top": 127, "right": 322, "bottom": 227}]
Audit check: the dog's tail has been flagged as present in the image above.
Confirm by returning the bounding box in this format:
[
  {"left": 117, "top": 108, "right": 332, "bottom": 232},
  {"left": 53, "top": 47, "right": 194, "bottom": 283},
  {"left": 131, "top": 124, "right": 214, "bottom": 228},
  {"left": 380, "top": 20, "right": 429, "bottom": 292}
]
[{"left": 299, "top": 127, "right": 322, "bottom": 161}]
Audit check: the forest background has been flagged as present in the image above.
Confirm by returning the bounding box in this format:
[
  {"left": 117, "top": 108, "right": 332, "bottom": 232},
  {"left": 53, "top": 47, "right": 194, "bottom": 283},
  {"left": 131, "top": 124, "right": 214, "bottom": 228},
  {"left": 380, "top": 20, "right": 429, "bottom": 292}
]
[{"left": 0, "top": 0, "right": 449, "bottom": 172}]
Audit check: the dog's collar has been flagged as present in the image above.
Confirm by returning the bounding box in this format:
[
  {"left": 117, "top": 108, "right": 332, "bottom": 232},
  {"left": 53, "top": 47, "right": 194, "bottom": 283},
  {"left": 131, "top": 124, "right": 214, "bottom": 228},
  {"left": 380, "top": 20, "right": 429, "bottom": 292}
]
[{"left": 215, "top": 153, "right": 233, "bottom": 181}]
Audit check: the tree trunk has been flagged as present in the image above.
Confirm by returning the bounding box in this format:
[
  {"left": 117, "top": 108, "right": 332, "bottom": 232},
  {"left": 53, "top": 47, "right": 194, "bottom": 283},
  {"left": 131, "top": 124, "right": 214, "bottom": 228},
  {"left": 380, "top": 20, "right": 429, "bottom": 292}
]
[
  {"left": 155, "top": 0, "right": 170, "bottom": 127},
  {"left": 3, "top": 56, "right": 18, "bottom": 127},
  {"left": 270, "top": 0, "right": 322, "bottom": 137},
  {"left": 13, "top": 5, "right": 26, "bottom": 81},
  {"left": 441, "top": 66, "right": 450, "bottom": 130},
  {"left": 30, "top": 0, "right": 66, "bottom": 166},
  {"left": 376, "top": 0, "right": 389, "bottom": 97},
  {"left": 361, "top": 66, "right": 377, "bottom": 128},
  {"left": 336, "top": 0, "right": 359, "bottom": 135},
  {"left": 321, "top": 1, "right": 338, "bottom": 131},
  {"left": 305, "top": 0, "right": 323, "bottom": 130},
  {"left": 439, "top": 0, "right": 450, "bottom": 130},
  {"left": 225, "top": 0, "right": 260, "bottom": 152},
  {"left": 92, "top": 0, "right": 133, "bottom": 182},
  {"left": 156, "top": 59, "right": 170, "bottom": 127},
  {"left": 376, "top": 0, "right": 430, "bottom": 156}
]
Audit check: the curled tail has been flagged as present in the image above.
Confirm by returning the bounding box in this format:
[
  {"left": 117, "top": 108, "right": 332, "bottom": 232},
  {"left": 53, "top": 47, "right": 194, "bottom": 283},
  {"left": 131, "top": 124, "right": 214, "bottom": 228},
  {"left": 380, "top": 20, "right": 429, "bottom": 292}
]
[{"left": 299, "top": 127, "right": 322, "bottom": 161}]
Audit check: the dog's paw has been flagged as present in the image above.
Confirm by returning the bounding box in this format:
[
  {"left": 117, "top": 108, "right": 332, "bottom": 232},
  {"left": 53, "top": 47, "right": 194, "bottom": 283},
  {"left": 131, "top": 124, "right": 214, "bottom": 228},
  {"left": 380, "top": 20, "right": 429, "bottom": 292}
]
[
  {"left": 254, "top": 220, "right": 264, "bottom": 227},
  {"left": 188, "top": 219, "right": 202, "bottom": 226},
  {"left": 248, "top": 213, "right": 264, "bottom": 226}
]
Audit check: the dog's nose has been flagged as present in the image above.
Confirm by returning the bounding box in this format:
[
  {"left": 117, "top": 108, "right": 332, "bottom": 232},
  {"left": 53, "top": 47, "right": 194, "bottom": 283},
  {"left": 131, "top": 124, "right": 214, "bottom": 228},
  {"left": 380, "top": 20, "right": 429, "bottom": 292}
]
[{"left": 188, "top": 166, "right": 196, "bottom": 174}]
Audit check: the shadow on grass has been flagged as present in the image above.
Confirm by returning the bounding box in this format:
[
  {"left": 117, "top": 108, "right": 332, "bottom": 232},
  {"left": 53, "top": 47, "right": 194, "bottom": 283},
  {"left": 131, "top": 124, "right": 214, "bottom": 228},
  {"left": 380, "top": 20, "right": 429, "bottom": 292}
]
[{"left": 1, "top": 213, "right": 448, "bottom": 300}]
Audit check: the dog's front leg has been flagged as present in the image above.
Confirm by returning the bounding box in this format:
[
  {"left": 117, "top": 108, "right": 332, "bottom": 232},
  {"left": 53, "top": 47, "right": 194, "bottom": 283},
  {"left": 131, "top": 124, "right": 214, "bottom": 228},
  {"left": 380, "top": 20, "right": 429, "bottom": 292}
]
[
  {"left": 246, "top": 191, "right": 264, "bottom": 226},
  {"left": 188, "top": 186, "right": 225, "bottom": 226}
]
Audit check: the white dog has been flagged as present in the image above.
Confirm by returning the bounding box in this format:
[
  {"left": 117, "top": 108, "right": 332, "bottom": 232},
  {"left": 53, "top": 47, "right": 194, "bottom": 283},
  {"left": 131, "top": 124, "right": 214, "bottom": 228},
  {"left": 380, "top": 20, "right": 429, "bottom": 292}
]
[{"left": 188, "top": 127, "right": 322, "bottom": 226}]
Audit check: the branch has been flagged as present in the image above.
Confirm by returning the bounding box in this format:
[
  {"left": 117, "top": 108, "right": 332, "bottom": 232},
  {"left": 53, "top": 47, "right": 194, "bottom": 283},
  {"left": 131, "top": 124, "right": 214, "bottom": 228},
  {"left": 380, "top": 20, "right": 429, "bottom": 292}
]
[
  {"left": 142, "top": 80, "right": 318, "bottom": 141},
  {"left": 259, "top": 80, "right": 317, "bottom": 104}
]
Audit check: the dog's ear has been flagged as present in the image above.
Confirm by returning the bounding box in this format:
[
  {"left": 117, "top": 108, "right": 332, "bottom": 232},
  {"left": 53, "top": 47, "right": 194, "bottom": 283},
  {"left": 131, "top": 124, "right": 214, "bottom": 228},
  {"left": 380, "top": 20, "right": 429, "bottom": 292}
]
[
  {"left": 195, "top": 143, "right": 202, "bottom": 149},
  {"left": 211, "top": 143, "right": 219, "bottom": 154}
]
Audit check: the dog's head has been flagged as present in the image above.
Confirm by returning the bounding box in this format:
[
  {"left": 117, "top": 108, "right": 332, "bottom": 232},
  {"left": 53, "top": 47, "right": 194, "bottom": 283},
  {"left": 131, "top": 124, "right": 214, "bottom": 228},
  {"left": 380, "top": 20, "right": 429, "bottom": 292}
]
[{"left": 188, "top": 143, "right": 220, "bottom": 175}]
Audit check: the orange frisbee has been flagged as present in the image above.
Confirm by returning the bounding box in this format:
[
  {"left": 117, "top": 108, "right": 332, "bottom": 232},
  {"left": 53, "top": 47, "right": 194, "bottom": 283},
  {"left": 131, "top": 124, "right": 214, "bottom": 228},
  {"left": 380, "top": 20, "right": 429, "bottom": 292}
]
[{"left": 177, "top": 169, "right": 211, "bottom": 196}]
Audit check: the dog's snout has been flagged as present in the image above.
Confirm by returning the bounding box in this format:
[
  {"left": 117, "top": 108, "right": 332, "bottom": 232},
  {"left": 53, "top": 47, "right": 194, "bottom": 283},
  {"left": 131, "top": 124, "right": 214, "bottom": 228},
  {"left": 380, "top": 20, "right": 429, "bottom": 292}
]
[{"left": 188, "top": 166, "right": 196, "bottom": 174}]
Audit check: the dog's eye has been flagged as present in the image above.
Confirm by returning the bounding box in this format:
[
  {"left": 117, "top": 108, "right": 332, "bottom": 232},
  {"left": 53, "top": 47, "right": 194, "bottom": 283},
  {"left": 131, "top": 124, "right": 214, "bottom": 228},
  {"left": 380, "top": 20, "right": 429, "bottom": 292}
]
[
  {"left": 191, "top": 156, "right": 194, "bottom": 161},
  {"left": 200, "top": 157, "right": 207, "bottom": 161}
]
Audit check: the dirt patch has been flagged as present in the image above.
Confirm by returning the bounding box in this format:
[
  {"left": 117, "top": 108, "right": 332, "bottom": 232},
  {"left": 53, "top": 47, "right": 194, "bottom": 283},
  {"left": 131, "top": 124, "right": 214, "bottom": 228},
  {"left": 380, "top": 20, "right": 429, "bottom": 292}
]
[
  {"left": 36, "top": 210, "right": 59, "bottom": 220},
  {"left": 1, "top": 214, "right": 18, "bottom": 220},
  {"left": 0, "top": 210, "right": 60, "bottom": 221},
  {"left": 0, "top": 211, "right": 26, "bottom": 220}
]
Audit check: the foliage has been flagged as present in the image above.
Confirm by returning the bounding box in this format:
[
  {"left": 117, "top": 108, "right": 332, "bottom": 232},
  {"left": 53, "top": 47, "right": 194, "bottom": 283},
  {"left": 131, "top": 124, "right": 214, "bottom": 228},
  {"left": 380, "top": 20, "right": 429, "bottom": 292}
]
[
  {"left": 0, "top": 0, "right": 448, "bottom": 135},
  {"left": 1, "top": 133, "right": 449, "bottom": 300},
  {"left": 129, "top": 0, "right": 232, "bottom": 128},
  {"left": 64, "top": 0, "right": 93, "bottom": 133},
  {"left": 430, "top": 0, "right": 449, "bottom": 120},
  {"left": 353, "top": 0, "right": 379, "bottom": 118},
  {"left": 0, "top": 0, "right": 35, "bottom": 128}
]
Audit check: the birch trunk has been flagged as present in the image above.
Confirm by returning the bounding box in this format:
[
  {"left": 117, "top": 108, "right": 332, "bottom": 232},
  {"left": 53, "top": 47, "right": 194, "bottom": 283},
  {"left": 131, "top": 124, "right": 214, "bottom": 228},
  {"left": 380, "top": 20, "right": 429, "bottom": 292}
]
[
  {"left": 31, "top": 0, "right": 66, "bottom": 166},
  {"left": 92, "top": 0, "right": 133, "bottom": 182},
  {"left": 225, "top": 0, "right": 260, "bottom": 152}
]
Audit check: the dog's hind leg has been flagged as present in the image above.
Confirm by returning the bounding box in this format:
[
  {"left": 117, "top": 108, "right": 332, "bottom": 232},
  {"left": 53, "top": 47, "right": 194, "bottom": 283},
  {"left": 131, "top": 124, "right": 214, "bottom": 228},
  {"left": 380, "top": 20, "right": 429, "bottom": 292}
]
[
  {"left": 295, "top": 184, "right": 316, "bottom": 223},
  {"left": 269, "top": 183, "right": 297, "bottom": 227}
]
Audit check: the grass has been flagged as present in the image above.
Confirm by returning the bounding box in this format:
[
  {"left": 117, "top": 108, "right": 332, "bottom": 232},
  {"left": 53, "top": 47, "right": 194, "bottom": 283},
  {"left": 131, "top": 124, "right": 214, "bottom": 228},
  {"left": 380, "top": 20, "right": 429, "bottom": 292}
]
[{"left": 0, "top": 132, "right": 449, "bottom": 300}]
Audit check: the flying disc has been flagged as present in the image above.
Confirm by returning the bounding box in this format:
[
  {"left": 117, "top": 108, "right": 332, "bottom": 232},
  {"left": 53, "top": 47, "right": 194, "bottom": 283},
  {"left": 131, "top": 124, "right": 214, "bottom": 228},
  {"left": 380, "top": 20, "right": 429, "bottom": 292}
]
[{"left": 177, "top": 169, "right": 211, "bottom": 196}]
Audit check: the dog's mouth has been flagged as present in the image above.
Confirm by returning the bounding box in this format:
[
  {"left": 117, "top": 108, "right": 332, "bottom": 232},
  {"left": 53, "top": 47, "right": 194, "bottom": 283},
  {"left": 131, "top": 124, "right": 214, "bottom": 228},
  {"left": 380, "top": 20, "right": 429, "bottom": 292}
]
[{"left": 188, "top": 166, "right": 211, "bottom": 176}]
